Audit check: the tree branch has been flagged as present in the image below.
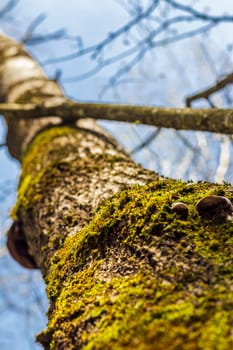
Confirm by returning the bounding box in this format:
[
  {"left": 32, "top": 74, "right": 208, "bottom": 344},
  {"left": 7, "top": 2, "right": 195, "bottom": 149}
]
[
  {"left": 186, "top": 72, "right": 233, "bottom": 107},
  {"left": 0, "top": 0, "right": 19, "bottom": 18},
  {"left": 164, "top": 0, "right": 233, "bottom": 22},
  {"left": 1, "top": 100, "right": 233, "bottom": 134},
  {"left": 21, "top": 13, "right": 67, "bottom": 45},
  {"left": 39, "top": 0, "right": 233, "bottom": 94}
]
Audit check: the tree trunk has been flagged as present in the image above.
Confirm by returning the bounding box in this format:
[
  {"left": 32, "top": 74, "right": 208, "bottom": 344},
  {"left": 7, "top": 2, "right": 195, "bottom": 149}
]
[{"left": 1, "top": 34, "right": 232, "bottom": 350}]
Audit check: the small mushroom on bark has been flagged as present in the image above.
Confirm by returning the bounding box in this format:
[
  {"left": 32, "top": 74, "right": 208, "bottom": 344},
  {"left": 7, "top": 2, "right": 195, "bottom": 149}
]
[
  {"left": 171, "top": 202, "right": 189, "bottom": 219},
  {"left": 6, "top": 221, "right": 37, "bottom": 269},
  {"left": 196, "top": 195, "right": 233, "bottom": 220}
]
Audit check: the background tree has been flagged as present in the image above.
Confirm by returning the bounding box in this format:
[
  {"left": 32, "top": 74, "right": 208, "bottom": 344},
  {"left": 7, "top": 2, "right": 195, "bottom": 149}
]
[{"left": 0, "top": 0, "right": 233, "bottom": 348}]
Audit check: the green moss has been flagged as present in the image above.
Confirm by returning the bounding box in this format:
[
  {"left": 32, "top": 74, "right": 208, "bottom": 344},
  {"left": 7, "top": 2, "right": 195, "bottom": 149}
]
[
  {"left": 11, "top": 174, "right": 32, "bottom": 219},
  {"left": 12, "top": 126, "right": 78, "bottom": 216},
  {"left": 38, "top": 180, "right": 233, "bottom": 349}
]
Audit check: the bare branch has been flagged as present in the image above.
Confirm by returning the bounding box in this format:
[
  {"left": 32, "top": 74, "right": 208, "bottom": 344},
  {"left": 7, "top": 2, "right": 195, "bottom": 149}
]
[
  {"left": 1, "top": 100, "right": 233, "bottom": 134},
  {"left": 164, "top": 0, "right": 233, "bottom": 22},
  {"left": 42, "top": 1, "right": 160, "bottom": 66},
  {"left": 39, "top": 0, "right": 233, "bottom": 94},
  {"left": 22, "top": 12, "right": 47, "bottom": 40},
  {"left": 99, "top": 22, "right": 216, "bottom": 96},
  {"left": 63, "top": 15, "right": 198, "bottom": 83},
  {"left": 0, "top": 0, "right": 19, "bottom": 18},
  {"left": 130, "top": 128, "right": 161, "bottom": 154},
  {"left": 21, "top": 13, "right": 67, "bottom": 45},
  {"left": 186, "top": 72, "right": 233, "bottom": 107}
]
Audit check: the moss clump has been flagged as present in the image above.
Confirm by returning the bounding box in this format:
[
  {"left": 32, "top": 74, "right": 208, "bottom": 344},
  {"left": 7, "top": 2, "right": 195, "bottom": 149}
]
[{"left": 38, "top": 180, "right": 233, "bottom": 349}]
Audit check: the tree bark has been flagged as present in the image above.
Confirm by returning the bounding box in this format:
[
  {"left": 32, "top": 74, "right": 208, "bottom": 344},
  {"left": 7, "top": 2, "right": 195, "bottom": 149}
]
[{"left": 1, "top": 34, "right": 233, "bottom": 350}]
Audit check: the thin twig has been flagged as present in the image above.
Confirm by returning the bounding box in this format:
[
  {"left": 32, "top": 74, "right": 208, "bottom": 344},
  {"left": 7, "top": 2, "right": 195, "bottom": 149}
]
[
  {"left": 186, "top": 72, "right": 233, "bottom": 107},
  {"left": 130, "top": 128, "right": 161, "bottom": 154},
  {"left": 0, "top": 0, "right": 19, "bottom": 17}
]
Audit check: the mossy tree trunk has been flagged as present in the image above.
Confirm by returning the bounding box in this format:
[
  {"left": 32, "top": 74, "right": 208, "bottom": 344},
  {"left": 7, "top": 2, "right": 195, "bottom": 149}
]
[{"left": 1, "top": 34, "right": 233, "bottom": 350}]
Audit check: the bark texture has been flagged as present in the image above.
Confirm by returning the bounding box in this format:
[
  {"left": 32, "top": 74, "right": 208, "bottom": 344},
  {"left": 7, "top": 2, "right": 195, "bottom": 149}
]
[{"left": 1, "top": 34, "right": 233, "bottom": 350}]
